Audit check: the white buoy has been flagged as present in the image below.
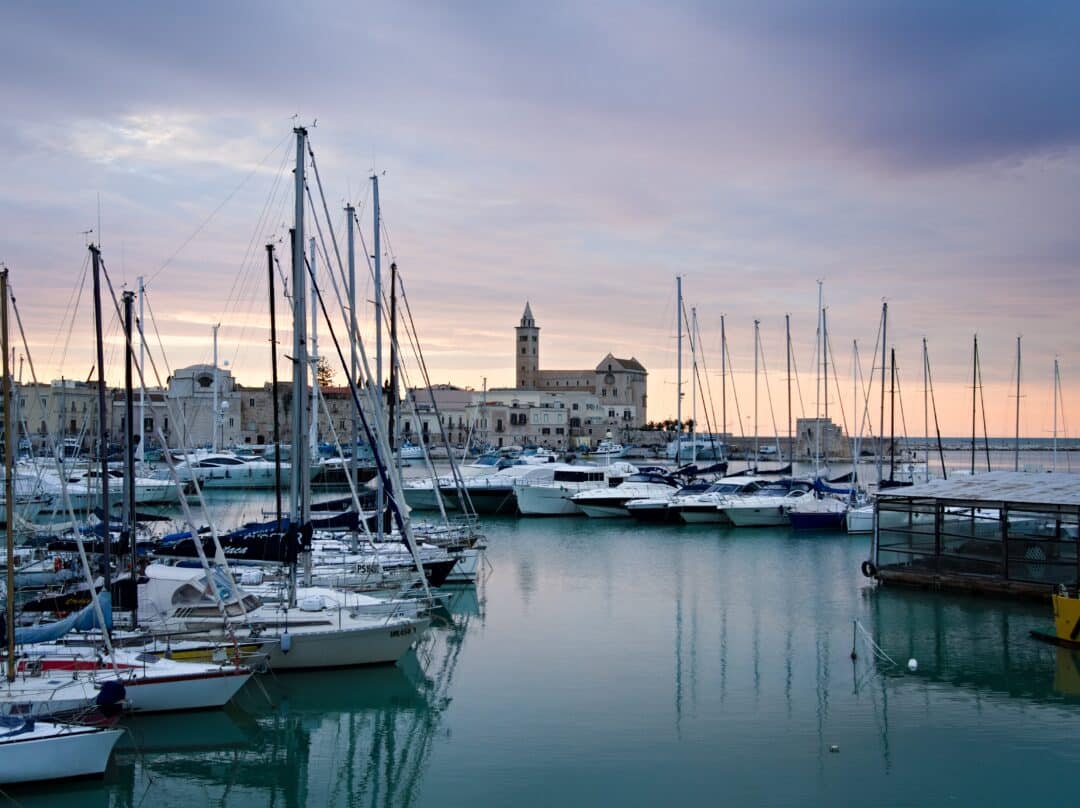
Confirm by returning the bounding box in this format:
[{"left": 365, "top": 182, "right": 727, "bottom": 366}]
[{"left": 907, "top": 658, "right": 918, "bottom": 672}]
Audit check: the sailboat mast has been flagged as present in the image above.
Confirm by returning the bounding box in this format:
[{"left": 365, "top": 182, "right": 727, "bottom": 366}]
[
  {"left": 721, "top": 313, "right": 726, "bottom": 452},
  {"left": 372, "top": 174, "right": 383, "bottom": 543},
  {"left": 676, "top": 275, "right": 682, "bottom": 441},
  {"left": 2, "top": 268, "right": 15, "bottom": 682},
  {"left": 690, "top": 306, "right": 697, "bottom": 463},
  {"left": 90, "top": 244, "right": 111, "bottom": 591},
  {"left": 267, "top": 244, "right": 283, "bottom": 527},
  {"left": 389, "top": 262, "right": 398, "bottom": 457},
  {"left": 308, "top": 237, "right": 318, "bottom": 458},
  {"left": 137, "top": 275, "right": 145, "bottom": 462},
  {"left": 923, "top": 337, "right": 929, "bottom": 473},
  {"left": 971, "top": 334, "right": 978, "bottom": 476},
  {"left": 815, "top": 281, "right": 822, "bottom": 469},
  {"left": 290, "top": 127, "right": 308, "bottom": 529},
  {"left": 346, "top": 204, "right": 358, "bottom": 487},
  {"left": 889, "top": 346, "right": 896, "bottom": 481},
  {"left": 1053, "top": 358, "right": 1060, "bottom": 472},
  {"left": 1014, "top": 335, "right": 1021, "bottom": 472},
  {"left": 877, "top": 302, "right": 887, "bottom": 488},
  {"left": 212, "top": 323, "right": 220, "bottom": 452},
  {"left": 753, "top": 318, "right": 760, "bottom": 467},
  {"left": 822, "top": 306, "right": 828, "bottom": 423},
  {"left": 122, "top": 290, "right": 137, "bottom": 622},
  {"left": 786, "top": 313, "right": 791, "bottom": 464}
]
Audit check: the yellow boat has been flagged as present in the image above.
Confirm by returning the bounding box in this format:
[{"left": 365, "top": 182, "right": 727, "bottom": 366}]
[{"left": 1030, "top": 585, "right": 1080, "bottom": 648}]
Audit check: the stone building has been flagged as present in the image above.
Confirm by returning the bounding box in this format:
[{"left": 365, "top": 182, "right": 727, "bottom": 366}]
[{"left": 511, "top": 302, "right": 647, "bottom": 445}]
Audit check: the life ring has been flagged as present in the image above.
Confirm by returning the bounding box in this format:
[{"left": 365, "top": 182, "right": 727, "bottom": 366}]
[
  {"left": 860, "top": 559, "right": 878, "bottom": 578},
  {"left": 53, "top": 556, "right": 63, "bottom": 573}
]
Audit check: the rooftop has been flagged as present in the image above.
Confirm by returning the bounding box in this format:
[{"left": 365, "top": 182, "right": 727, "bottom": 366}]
[{"left": 877, "top": 470, "right": 1080, "bottom": 509}]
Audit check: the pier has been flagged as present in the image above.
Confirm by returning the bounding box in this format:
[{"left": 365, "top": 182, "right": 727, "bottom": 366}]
[{"left": 872, "top": 471, "right": 1080, "bottom": 599}]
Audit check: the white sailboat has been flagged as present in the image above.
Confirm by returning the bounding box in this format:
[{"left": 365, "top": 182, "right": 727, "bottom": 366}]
[{"left": 0, "top": 717, "right": 121, "bottom": 784}]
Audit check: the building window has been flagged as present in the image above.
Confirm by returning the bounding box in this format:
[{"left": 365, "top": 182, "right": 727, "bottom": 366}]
[
  {"left": 531, "top": 335, "right": 537, "bottom": 341},
  {"left": 608, "top": 409, "right": 615, "bottom": 418},
  {"left": 541, "top": 427, "right": 550, "bottom": 435},
  {"left": 519, "top": 335, "right": 528, "bottom": 342},
  {"left": 249, "top": 398, "right": 255, "bottom": 407},
  {"left": 555, "top": 427, "right": 564, "bottom": 435},
  {"left": 521, "top": 347, "right": 526, "bottom": 355}
]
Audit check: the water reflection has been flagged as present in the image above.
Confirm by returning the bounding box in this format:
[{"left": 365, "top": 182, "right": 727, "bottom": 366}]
[
  {"left": 12, "top": 583, "right": 482, "bottom": 808},
  {"left": 864, "top": 585, "right": 1077, "bottom": 704}
]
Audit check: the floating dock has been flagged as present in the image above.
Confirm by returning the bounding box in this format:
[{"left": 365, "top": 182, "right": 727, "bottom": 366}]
[{"left": 871, "top": 471, "right": 1080, "bottom": 600}]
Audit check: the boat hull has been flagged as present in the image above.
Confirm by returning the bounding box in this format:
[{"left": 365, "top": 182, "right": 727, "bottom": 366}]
[
  {"left": 676, "top": 506, "right": 730, "bottom": 524},
  {"left": 515, "top": 486, "right": 582, "bottom": 516},
  {"left": 261, "top": 617, "right": 430, "bottom": 671},
  {"left": 121, "top": 668, "right": 251, "bottom": 712},
  {"left": 0, "top": 724, "right": 122, "bottom": 784},
  {"left": 724, "top": 505, "right": 790, "bottom": 527},
  {"left": 789, "top": 512, "right": 847, "bottom": 531}
]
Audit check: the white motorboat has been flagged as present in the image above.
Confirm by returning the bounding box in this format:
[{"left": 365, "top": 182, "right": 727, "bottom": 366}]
[
  {"left": 151, "top": 450, "right": 313, "bottom": 490},
  {"left": 0, "top": 717, "right": 121, "bottom": 784},
  {"left": 665, "top": 434, "right": 726, "bottom": 462},
  {"left": 572, "top": 472, "right": 681, "bottom": 518},
  {"left": 722, "top": 488, "right": 812, "bottom": 527},
  {"left": 669, "top": 477, "right": 766, "bottom": 524},
  {"left": 32, "top": 464, "right": 183, "bottom": 511},
  {"left": 845, "top": 503, "right": 875, "bottom": 534},
  {"left": 515, "top": 462, "right": 637, "bottom": 516}
]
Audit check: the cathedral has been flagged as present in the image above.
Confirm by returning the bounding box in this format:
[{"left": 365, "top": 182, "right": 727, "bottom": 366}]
[{"left": 514, "top": 302, "right": 648, "bottom": 425}]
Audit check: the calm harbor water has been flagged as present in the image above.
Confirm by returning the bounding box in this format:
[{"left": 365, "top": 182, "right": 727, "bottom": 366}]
[{"left": 10, "top": 504, "right": 1080, "bottom": 807}]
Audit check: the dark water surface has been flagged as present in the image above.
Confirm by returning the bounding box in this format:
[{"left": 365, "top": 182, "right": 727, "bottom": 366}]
[{"left": 11, "top": 515, "right": 1080, "bottom": 807}]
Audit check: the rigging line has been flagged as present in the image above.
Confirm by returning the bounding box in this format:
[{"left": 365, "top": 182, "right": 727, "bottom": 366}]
[
  {"left": 789, "top": 330, "right": 807, "bottom": 423},
  {"left": 98, "top": 256, "right": 246, "bottom": 620},
  {"left": 141, "top": 288, "right": 174, "bottom": 380},
  {"left": 396, "top": 275, "right": 476, "bottom": 507},
  {"left": 220, "top": 141, "right": 293, "bottom": 329},
  {"left": 51, "top": 252, "right": 91, "bottom": 380},
  {"left": 304, "top": 251, "right": 432, "bottom": 598},
  {"left": 722, "top": 333, "right": 745, "bottom": 440},
  {"left": 976, "top": 347, "right": 992, "bottom": 472},
  {"left": 145, "top": 131, "right": 292, "bottom": 287},
  {"left": 757, "top": 333, "right": 783, "bottom": 453},
  {"left": 824, "top": 324, "right": 850, "bottom": 441},
  {"left": 925, "top": 343, "right": 947, "bottom": 479},
  {"left": 893, "top": 363, "right": 911, "bottom": 447},
  {"left": 690, "top": 312, "right": 720, "bottom": 447}
]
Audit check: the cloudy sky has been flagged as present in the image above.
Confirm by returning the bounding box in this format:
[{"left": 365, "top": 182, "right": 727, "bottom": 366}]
[{"left": 3, "top": 1, "right": 1079, "bottom": 438}]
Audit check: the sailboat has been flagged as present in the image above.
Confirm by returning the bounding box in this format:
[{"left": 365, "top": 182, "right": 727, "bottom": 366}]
[{"left": 0, "top": 716, "right": 122, "bottom": 784}]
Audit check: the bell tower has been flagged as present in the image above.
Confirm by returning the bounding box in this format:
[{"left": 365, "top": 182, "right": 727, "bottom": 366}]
[{"left": 515, "top": 302, "right": 539, "bottom": 388}]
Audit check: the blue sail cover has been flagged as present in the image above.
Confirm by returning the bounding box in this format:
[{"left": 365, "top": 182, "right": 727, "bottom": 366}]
[
  {"left": 812, "top": 477, "right": 854, "bottom": 496},
  {"left": 14, "top": 592, "right": 113, "bottom": 644}
]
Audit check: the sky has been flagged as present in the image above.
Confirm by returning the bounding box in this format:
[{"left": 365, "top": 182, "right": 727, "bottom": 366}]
[{"left": 2, "top": 1, "right": 1079, "bottom": 438}]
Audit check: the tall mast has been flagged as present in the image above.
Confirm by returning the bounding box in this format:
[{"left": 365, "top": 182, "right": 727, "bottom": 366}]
[
  {"left": 971, "top": 334, "right": 978, "bottom": 476},
  {"left": 785, "top": 313, "right": 791, "bottom": 464},
  {"left": 889, "top": 346, "right": 896, "bottom": 481},
  {"left": 308, "top": 237, "right": 318, "bottom": 458},
  {"left": 690, "top": 306, "right": 697, "bottom": 463},
  {"left": 720, "top": 314, "right": 726, "bottom": 453},
  {"left": 815, "top": 281, "right": 822, "bottom": 470},
  {"left": 90, "top": 244, "right": 111, "bottom": 591},
  {"left": 137, "top": 275, "right": 145, "bottom": 462},
  {"left": 923, "top": 337, "right": 929, "bottom": 474},
  {"left": 372, "top": 173, "right": 384, "bottom": 543},
  {"left": 1014, "top": 335, "right": 1021, "bottom": 472},
  {"left": 389, "top": 262, "right": 399, "bottom": 457},
  {"left": 290, "top": 127, "right": 308, "bottom": 530},
  {"left": 676, "top": 275, "right": 682, "bottom": 441},
  {"left": 346, "top": 204, "right": 357, "bottom": 487},
  {"left": 877, "top": 302, "right": 887, "bottom": 488},
  {"left": 122, "top": 290, "right": 136, "bottom": 623},
  {"left": 822, "top": 306, "right": 828, "bottom": 423},
  {"left": 1053, "top": 358, "right": 1060, "bottom": 472},
  {"left": 2, "top": 269, "right": 15, "bottom": 682},
  {"left": 267, "top": 243, "right": 283, "bottom": 528},
  {"left": 753, "top": 318, "right": 760, "bottom": 467},
  {"left": 211, "top": 323, "right": 220, "bottom": 451}
]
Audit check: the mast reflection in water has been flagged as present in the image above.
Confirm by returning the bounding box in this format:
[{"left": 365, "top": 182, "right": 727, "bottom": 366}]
[{"left": 105, "top": 587, "right": 480, "bottom": 808}]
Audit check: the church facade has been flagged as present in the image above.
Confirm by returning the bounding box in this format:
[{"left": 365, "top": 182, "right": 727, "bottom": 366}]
[{"left": 513, "top": 302, "right": 647, "bottom": 428}]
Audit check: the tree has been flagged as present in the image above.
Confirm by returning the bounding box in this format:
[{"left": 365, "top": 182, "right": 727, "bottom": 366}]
[{"left": 316, "top": 357, "right": 336, "bottom": 389}]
